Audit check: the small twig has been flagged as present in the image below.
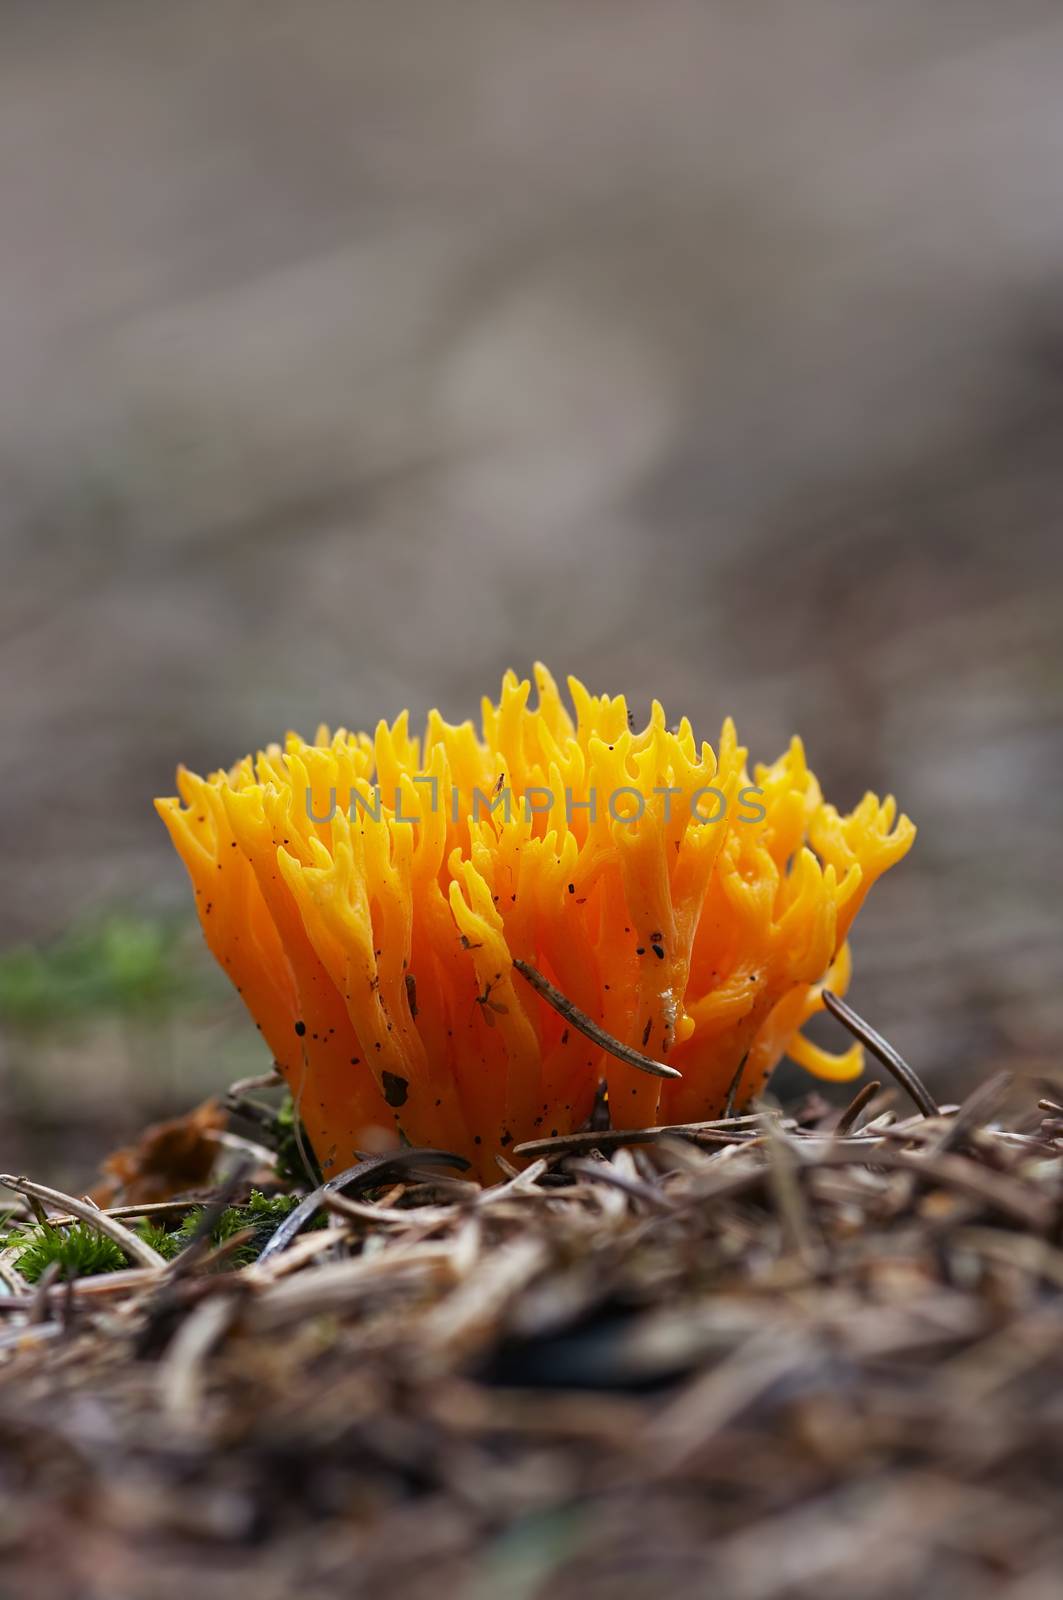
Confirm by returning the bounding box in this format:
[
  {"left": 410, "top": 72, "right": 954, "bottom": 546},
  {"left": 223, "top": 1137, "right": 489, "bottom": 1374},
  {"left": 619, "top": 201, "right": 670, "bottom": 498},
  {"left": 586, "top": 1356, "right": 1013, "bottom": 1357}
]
[
  {"left": 821, "top": 991, "right": 939, "bottom": 1118},
  {"left": 514, "top": 1115, "right": 775, "bottom": 1161},
  {"left": 321, "top": 1193, "right": 460, "bottom": 1229},
  {"left": 723, "top": 1053, "right": 748, "bottom": 1119},
  {"left": 39, "top": 1198, "right": 210, "bottom": 1228},
  {"left": 29, "top": 1260, "right": 61, "bottom": 1325},
  {"left": 213, "top": 1131, "right": 282, "bottom": 1167},
  {"left": 513, "top": 959, "right": 681, "bottom": 1081},
  {"left": 227, "top": 1068, "right": 284, "bottom": 1098},
  {"left": 289, "top": 1055, "right": 321, "bottom": 1191},
  {"left": 35, "top": 1267, "right": 159, "bottom": 1300},
  {"left": 834, "top": 1080, "right": 882, "bottom": 1137},
  {"left": 222, "top": 1096, "right": 279, "bottom": 1132}
]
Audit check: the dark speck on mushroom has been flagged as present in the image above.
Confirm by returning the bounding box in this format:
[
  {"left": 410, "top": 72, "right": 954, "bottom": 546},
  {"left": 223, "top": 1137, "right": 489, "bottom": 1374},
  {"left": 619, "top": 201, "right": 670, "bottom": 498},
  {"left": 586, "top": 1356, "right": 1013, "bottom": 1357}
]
[{"left": 381, "top": 1071, "right": 409, "bottom": 1108}]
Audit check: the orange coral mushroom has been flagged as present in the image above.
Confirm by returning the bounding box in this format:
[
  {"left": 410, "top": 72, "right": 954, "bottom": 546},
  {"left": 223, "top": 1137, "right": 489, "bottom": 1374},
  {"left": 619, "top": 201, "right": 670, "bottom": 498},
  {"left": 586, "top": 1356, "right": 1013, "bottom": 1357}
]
[{"left": 157, "top": 666, "right": 914, "bottom": 1181}]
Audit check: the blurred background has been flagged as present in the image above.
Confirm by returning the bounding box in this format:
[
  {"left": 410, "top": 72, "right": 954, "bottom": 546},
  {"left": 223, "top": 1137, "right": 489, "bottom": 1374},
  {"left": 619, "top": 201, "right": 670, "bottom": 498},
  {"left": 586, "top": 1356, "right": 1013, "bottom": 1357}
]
[{"left": 1, "top": 0, "right": 1061, "bottom": 1185}]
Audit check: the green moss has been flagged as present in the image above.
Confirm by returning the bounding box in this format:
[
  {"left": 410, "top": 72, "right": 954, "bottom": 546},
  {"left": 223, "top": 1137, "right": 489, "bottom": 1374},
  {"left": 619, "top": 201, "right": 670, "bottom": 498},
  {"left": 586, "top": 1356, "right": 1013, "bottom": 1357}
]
[
  {"left": 5, "top": 1191, "right": 307, "bottom": 1285},
  {"left": 152, "top": 1189, "right": 304, "bottom": 1269},
  {"left": 14, "top": 1222, "right": 127, "bottom": 1283},
  {"left": 135, "top": 1218, "right": 183, "bottom": 1260}
]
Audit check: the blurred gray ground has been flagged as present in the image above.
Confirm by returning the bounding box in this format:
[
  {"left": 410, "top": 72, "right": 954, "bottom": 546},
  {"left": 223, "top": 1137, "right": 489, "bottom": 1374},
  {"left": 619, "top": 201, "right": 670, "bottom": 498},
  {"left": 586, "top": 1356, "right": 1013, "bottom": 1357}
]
[{"left": 1, "top": 0, "right": 1062, "bottom": 1138}]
